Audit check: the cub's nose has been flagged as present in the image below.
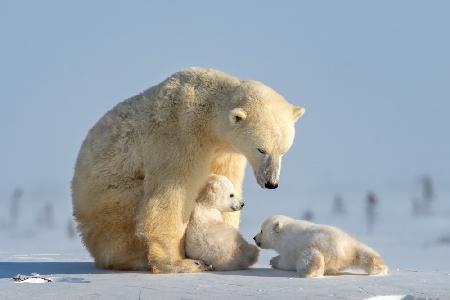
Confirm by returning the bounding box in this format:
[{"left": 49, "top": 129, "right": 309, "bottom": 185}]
[
  {"left": 264, "top": 182, "right": 278, "bottom": 189},
  {"left": 253, "top": 236, "right": 256, "bottom": 241},
  {"left": 240, "top": 203, "right": 245, "bottom": 209}
]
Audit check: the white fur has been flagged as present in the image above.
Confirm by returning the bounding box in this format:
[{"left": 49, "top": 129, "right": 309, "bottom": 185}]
[
  {"left": 254, "top": 215, "right": 388, "bottom": 277},
  {"left": 185, "top": 175, "right": 259, "bottom": 271}
]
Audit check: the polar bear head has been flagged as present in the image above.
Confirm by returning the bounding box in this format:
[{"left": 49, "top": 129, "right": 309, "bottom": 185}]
[
  {"left": 253, "top": 215, "right": 292, "bottom": 249},
  {"left": 218, "top": 80, "right": 305, "bottom": 189},
  {"left": 199, "top": 175, "right": 244, "bottom": 212}
]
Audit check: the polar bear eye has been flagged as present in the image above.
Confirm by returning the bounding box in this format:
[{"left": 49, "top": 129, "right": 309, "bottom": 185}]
[
  {"left": 257, "top": 148, "right": 266, "bottom": 154},
  {"left": 230, "top": 194, "right": 234, "bottom": 198}
]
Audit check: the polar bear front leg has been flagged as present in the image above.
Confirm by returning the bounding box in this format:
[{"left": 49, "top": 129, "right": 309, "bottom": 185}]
[
  {"left": 136, "top": 183, "right": 209, "bottom": 274},
  {"left": 270, "top": 255, "right": 281, "bottom": 268},
  {"left": 270, "top": 255, "right": 295, "bottom": 271},
  {"left": 210, "top": 153, "right": 247, "bottom": 229},
  {"left": 296, "top": 248, "right": 325, "bottom": 278}
]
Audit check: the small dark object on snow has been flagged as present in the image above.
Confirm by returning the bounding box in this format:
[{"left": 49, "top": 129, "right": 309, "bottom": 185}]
[{"left": 13, "top": 273, "right": 53, "bottom": 283}]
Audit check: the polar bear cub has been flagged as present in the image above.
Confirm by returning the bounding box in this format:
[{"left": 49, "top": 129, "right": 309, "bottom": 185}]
[
  {"left": 185, "top": 175, "right": 259, "bottom": 271},
  {"left": 253, "top": 215, "right": 388, "bottom": 277}
]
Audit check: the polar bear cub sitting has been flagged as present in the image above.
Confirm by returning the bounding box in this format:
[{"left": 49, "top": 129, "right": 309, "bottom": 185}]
[
  {"left": 253, "top": 215, "right": 388, "bottom": 277},
  {"left": 185, "top": 175, "right": 259, "bottom": 271}
]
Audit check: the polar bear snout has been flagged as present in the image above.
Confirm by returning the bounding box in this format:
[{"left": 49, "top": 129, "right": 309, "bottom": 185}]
[
  {"left": 231, "top": 201, "right": 245, "bottom": 211},
  {"left": 264, "top": 182, "right": 278, "bottom": 189},
  {"left": 254, "top": 155, "right": 281, "bottom": 189},
  {"left": 253, "top": 232, "right": 262, "bottom": 247}
]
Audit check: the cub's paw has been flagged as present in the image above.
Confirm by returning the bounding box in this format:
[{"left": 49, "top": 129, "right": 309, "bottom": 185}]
[
  {"left": 184, "top": 259, "right": 212, "bottom": 272},
  {"left": 270, "top": 255, "right": 280, "bottom": 268},
  {"left": 194, "top": 260, "right": 213, "bottom": 271}
]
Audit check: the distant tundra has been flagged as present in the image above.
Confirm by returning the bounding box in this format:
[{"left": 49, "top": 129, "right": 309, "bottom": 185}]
[{"left": 71, "top": 68, "right": 305, "bottom": 273}]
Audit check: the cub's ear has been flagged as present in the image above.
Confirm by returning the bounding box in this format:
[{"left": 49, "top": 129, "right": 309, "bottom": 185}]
[
  {"left": 292, "top": 106, "right": 305, "bottom": 122},
  {"left": 229, "top": 108, "right": 247, "bottom": 125},
  {"left": 210, "top": 180, "right": 220, "bottom": 193},
  {"left": 273, "top": 221, "right": 282, "bottom": 233}
]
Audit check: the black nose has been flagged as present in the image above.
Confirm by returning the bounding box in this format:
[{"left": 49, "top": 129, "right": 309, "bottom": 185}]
[
  {"left": 265, "top": 182, "right": 278, "bottom": 189},
  {"left": 240, "top": 203, "right": 245, "bottom": 208},
  {"left": 253, "top": 236, "right": 256, "bottom": 241}
]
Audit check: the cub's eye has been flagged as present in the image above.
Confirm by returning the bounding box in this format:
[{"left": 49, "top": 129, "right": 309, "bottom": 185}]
[
  {"left": 257, "top": 148, "right": 266, "bottom": 154},
  {"left": 230, "top": 194, "right": 234, "bottom": 198}
]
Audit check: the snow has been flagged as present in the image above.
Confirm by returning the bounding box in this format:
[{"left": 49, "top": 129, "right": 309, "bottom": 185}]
[
  {"left": 1, "top": 187, "right": 450, "bottom": 299},
  {"left": 1, "top": 264, "right": 449, "bottom": 299}
]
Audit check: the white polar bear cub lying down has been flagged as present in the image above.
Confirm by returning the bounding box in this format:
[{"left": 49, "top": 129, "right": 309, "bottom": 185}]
[
  {"left": 253, "top": 215, "right": 388, "bottom": 278},
  {"left": 185, "top": 175, "right": 259, "bottom": 271}
]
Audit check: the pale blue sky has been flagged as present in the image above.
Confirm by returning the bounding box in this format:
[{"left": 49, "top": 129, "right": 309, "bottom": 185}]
[{"left": 1, "top": 1, "right": 449, "bottom": 206}]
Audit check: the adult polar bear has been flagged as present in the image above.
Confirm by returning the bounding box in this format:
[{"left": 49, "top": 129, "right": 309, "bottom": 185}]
[{"left": 72, "top": 68, "right": 305, "bottom": 273}]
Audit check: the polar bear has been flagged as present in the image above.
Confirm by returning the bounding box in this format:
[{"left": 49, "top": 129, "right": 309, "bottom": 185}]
[
  {"left": 253, "top": 215, "right": 388, "bottom": 277},
  {"left": 185, "top": 175, "right": 259, "bottom": 271},
  {"left": 72, "top": 68, "right": 305, "bottom": 273}
]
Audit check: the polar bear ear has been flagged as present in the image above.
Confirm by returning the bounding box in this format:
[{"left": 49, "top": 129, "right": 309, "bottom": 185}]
[
  {"left": 229, "top": 108, "right": 247, "bottom": 125},
  {"left": 292, "top": 106, "right": 305, "bottom": 122},
  {"left": 273, "top": 221, "right": 282, "bottom": 233},
  {"left": 210, "top": 180, "right": 220, "bottom": 193}
]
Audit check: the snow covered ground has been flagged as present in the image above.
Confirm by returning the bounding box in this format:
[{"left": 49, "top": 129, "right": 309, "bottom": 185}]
[
  {"left": 1, "top": 264, "right": 449, "bottom": 300},
  {"left": 1, "top": 185, "right": 449, "bottom": 299}
]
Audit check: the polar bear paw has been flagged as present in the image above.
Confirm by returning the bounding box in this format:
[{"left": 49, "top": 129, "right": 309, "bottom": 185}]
[
  {"left": 150, "top": 259, "right": 212, "bottom": 273},
  {"left": 270, "top": 255, "right": 281, "bottom": 268}
]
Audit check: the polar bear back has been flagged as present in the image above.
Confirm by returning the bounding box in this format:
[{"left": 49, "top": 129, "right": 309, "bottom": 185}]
[{"left": 280, "top": 220, "right": 360, "bottom": 261}]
